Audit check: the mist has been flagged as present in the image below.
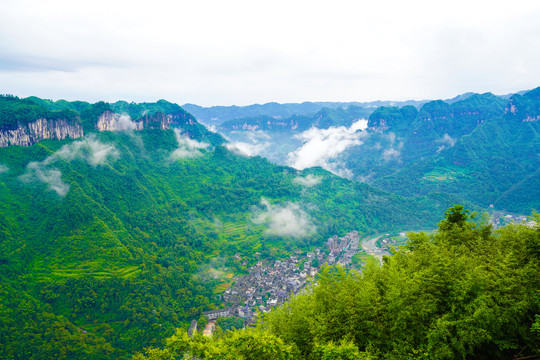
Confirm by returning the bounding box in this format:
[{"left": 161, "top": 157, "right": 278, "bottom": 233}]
[
  {"left": 293, "top": 174, "right": 322, "bottom": 187},
  {"left": 436, "top": 133, "right": 457, "bottom": 152},
  {"left": 169, "top": 128, "right": 209, "bottom": 160},
  {"left": 252, "top": 198, "right": 316, "bottom": 238},
  {"left": 287, "top": 119, "right": 368, "bottom": 178},
  {"left": 19, "top": 136, "right": 119, "bottom": 196}
]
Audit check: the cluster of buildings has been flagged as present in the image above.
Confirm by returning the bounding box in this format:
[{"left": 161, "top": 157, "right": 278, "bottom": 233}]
[
  {"left": 490, "top": 212, "right": 532, "bottom": 228},
  {"left": 326, "top": 231, "right": 360, "bottom": 266},
  {"left": 201, "top": 231, "right": 362, "bottom": 328}
]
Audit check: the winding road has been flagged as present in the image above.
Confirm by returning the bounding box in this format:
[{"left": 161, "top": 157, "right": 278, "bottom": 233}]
[{"left": 360, "top": 235, "right": 391, "bottom": 263}]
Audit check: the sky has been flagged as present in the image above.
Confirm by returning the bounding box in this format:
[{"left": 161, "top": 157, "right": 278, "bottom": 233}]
[{"left": 1, "top": 0, "right": 539, "bottom": 106}]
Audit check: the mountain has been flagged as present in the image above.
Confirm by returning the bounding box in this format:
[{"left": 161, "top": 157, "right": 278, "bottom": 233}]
[
  {"left": 182, "top": 91, "right": 520, "bottom": 126},
  {"left": 220, "top": 106, "right": 373, "bottom": 132},
  {"left": 0, "top": 96, "right": 83, "bottom": 146},
  {"left": 183, "top": 100, "right": 428, "bottom": 126},
  {"left": 211, "top": 89, "right": 539, "bottom": 214},
  {"left": 0, "top": 96, "right": 444, "bottom": 359},
  {"left": 370, "top": 90, "right": 540, "bottom": 213}
]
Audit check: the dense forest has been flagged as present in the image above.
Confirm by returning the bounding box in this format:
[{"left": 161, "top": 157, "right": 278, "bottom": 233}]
[
  {"left": 135, "top": 206, "right": 540, "bottom": 359},
  {"left": 0, "top": 96, "right": 451, "bottom": 359}
]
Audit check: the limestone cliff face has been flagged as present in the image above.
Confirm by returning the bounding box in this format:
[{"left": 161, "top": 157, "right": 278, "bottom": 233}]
[
  {"left": 96, "top": 111, "right": 144, "bottom": 131},
  {"left": 96, "top": 110, "right": 198, "bottom": 132},
  {"left": 96, "top": 111, "right": 171, "bottom": 132},
  {"left": 0, "top": 118, "right": 83, "bottom": 147}
]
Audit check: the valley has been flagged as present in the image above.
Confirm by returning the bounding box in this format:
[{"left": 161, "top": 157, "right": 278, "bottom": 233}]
[{"left": 0, "top": 91, "right": 538, "bottom": 359}]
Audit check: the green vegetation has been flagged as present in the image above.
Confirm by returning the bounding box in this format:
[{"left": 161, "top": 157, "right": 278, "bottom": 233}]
[
  {"left": 0, "top": 105, "right": 441, "bottom": 358},
  {"left": 220, "top": 106, "right": 372, "bottom": 132},
  {"left": 2, "top": 91, "right": 538, "bottom": 358},
  {"left": 215, "top": 89, "right": 539, "bottom": 214},
  {"left": 351, "top": 90, "right": 540, "bottom": 214},
  {"left": 216, "top": 317, "right": 244, "bottom": 332},
  {"left": 0, "top": 95, "right": 79, "bottom": 129},
  {"left": 136, "top": 206, "right": 540, "bottom": 359}
]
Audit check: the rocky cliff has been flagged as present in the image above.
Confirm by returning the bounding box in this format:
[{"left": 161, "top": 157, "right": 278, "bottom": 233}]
[
  {"left": 0, "top": 118, "right": 83, "bottom": 147},
  {"left": 96, "top": 111, "right": 173, "bottom": 132}
]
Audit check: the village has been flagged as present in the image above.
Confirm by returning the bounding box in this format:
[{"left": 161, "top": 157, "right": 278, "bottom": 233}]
[
  {"left": 188, "top": 210, "right": 538, "bottom": 337},
  {"left": 196, "top": 231, "right": 361, "bottom": 334}
]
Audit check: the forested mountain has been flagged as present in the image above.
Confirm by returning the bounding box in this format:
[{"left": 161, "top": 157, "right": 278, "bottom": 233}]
[
  {"left": 368, "top": 90, "right": 540, "bottom": 213},
  {"left": 0, "top": 96, "right": 446, "bottom": 359},
  {"left": 183, "top": 99, "right": 428, "bottom": 126},
  {"left": 214, "top": 89, "right": 540, "bottom": 214},
  {"left": 220, "top": 106, "right": 373, "bottom": 132}
]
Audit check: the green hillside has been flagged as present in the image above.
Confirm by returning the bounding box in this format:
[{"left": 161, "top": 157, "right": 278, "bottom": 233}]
[
  {"left": 373, "top": 90, "right": 540, "bottom": 213},
  {"left": 0, "top": 97, "right": 444, "bottom": 359}
]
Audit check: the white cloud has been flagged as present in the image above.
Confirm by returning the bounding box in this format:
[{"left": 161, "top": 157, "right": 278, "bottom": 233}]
[
  {"left": 382, "top": 148, "right": 401, "bottom": 161},
  {"left": 54, "top": 136, "right": 119, "bottom": 166},
  {"left": 0, "top": 164, "right": 8, "bottom": 174},
  {"left": 19, "top": 136, "right": 118, "bottom": 196},
  {"left": 293, "top": 174, "right": 322, "bottom": 187},
  {"left": 223, "top": 130, "right": 271, "bottom": 157},
  {"left": 226, "top": 141, "right": 268, "bottom": 157},
  {"left": 436, "top": 133, "right": 457, "bottom": 152},
  {"left": 287, "top": 119, "right": 367, "bottom": 177},
  {"left": 1, "top": 1, "right": 539, "bottom": 105},
  {"left": 380, "top": 132, "right": 403, "bottom": 161},
  {"left": 114, "top": 114, "right": 140, "bottom": 131},
  {"left": 22, "top": 163, "right": 69, "bottom": 196},
  {"left": 252, "top": 198, "right": 316, "bottom": 238},
  {"left": 169, "top": 128, "right": 209, "bottom": 160}
]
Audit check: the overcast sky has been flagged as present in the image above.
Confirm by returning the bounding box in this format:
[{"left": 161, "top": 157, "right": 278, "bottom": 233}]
[{"left": 1, "top": 0, "right": 539, "bottom": 106}]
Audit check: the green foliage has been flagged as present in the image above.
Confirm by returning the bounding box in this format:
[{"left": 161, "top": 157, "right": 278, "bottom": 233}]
[
  {"left": 220, "top": 106, "right": 372, "bottom": 132},
  {"left": 0, "top": 95, "right": 79, "bottom": 129},
  {"left": 367, "top": 90, "right": 540, "bottom": 213},
  {"left": 0, "top": 129, "right": 439, "bottom": 359},
  {"left": 258, "top": 207, "right": 539, "bottom": 359},
  {"left": 135, "top": 328, "right": 299, "bottom": 359},
  {"left": 312, "top": 340, "right": 370, "bottom": 360},
  {"left": 216, "top": 316, "right": 244, "bottom": 331}
]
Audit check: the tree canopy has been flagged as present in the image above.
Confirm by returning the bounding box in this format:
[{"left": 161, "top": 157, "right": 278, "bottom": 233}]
[{"left": 136, "top": 208, "right": 540, "bottom": 359}]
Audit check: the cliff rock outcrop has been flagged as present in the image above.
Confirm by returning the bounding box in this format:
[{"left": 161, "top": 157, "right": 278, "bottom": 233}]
[{"left": 0, "top": 118, "right": 83, "bottom": 147}]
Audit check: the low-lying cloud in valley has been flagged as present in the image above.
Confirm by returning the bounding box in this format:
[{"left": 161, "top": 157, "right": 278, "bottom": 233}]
[
  {"left": 381, "top": 132, "right": 403, "bottom": 162},
  {"left": 20, "top": 136, "right": 119, "bottom": 196},
  {"left": 293, "top": 174, "right": 322, "bottom": 187},
  {"left": 436, "top": 133, "right": 457, "bottom": 152},
  {"left": 252, "top": 198, "right": 316, "bottom": 238},
  {"left": 0, "top": 164, "right": 8, "bottom": 174},
  {"left": 54, "top": 136, "right": 119, "bottom": 166},
  {"left": 224, "top": 130, "right": 271, "bottom": 157},
  {"left": 287, "top": 119, "right": 367, "bottom": 178},
  {"left": 226, "top": 141, "right": 269, "bottom": 157},
  {"left": 169, "top": 128, "right": 209, "bottom": 160},
  {"left": 382, "top": 147, "right": 401, "bottom": 161},
  {"left": 110, "top": 114, "right": 140, "bottom": 131},
  {"left": 23, "top": 164, "right": 69, "bottom": 196}
]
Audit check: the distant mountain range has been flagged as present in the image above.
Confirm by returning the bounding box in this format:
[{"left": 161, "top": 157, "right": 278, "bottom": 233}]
[
  {"left": 207, "top": 89, "right": 540, "bottom": 214},
  {"left": 182, "top": 90, "right": 528, "bottom": 125}
]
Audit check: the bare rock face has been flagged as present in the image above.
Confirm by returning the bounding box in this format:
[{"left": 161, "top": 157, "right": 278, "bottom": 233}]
[
  {"left": 0, "top": 118, "right": 83, "bottom": 147},
  {"left": 96, "top": 111, "right": 170, "bottom": 132},
  {"left": 96, "top": 111, "right": 144, "bottom": 131},
  {"left": 141, "top": 113, "right": 170, "bottom": 130}
]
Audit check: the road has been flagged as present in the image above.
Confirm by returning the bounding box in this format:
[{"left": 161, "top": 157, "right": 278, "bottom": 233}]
[{"left": 361, "top": 235, "right": 391, "bottom": 263}]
